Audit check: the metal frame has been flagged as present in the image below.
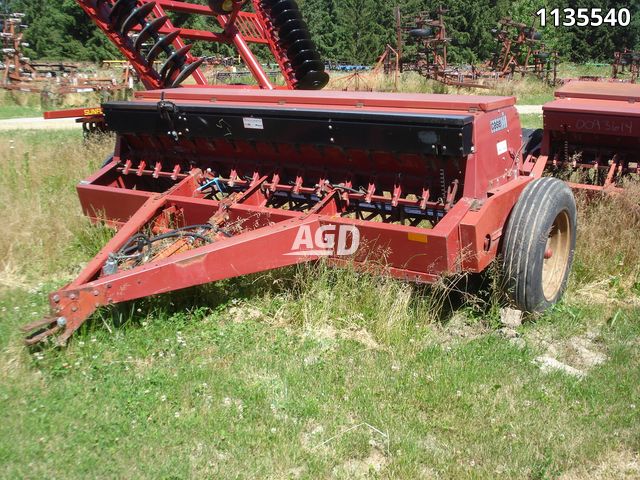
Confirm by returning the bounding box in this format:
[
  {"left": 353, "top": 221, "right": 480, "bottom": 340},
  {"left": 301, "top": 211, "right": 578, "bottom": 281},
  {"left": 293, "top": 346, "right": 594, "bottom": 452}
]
[
  {"left": 391, "top": 10, "right": 558, "bottom": 90},
  {"left": 72, "top": 0, "right": 328, "bottom": 91},
  {"left": 30, "top": 0, "right": 640, "bottom": 347},
  {"left": 1, "top": 10, "right": 132, "bottom": 93},
  {"left": 24, "top": 88, "right": 539, "bottom": 344},
  {"left": 612, "top": 49, "right": 640, "bottom": 83}
]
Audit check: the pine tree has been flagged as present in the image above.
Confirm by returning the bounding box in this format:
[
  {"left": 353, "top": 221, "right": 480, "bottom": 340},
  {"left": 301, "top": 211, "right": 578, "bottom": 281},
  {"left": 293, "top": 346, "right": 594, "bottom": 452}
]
[
  {"left": 5, "top": 0, "right": 640, "bottom": 65},
  {"left": 299, "top": 0, "right": 342, "bottom": 60}
]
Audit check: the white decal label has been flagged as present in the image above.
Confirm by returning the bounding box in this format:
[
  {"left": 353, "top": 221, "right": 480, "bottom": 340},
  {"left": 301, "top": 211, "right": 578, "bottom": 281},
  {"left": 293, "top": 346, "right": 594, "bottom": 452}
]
[
  {"left": 496, "top": 140, "right": 508, "bottom": 155},
  {"left": 285, "top": 225, "right": 360, "bottom": 257},
  {"left": 243, "top": 117, "right": 264, "bottom": 130},
  {"left": 490, "top": 114, "right": 508, "bottom": 133}
]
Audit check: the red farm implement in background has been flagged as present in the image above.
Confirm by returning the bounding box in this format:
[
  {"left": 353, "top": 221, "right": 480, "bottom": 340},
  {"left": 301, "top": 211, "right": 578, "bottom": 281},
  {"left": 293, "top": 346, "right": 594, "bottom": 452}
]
[
  {"left": 22, "top": 0, "right": 598, "bottom": 345},
  {"left": 71, "top": 0, "right": 329, "bottom": 91},
  {"left": 522, "top": 81, "right": 640, "bottom": 192},
  {"left": 42, "top": 0, "right": 330, "bottom": 127}
]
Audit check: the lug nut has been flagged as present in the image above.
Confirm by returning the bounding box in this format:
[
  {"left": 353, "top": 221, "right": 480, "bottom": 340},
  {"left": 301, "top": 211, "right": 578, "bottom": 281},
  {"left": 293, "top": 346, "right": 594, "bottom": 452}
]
[{"left": 56, "top": 317, "right": 67, "bottom": 327}]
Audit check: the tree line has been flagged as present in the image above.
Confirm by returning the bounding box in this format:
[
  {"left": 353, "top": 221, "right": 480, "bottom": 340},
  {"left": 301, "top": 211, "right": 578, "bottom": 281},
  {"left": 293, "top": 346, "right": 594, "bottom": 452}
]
[{"left": 4, "top": 0, "right": 639, "bottom": 65}]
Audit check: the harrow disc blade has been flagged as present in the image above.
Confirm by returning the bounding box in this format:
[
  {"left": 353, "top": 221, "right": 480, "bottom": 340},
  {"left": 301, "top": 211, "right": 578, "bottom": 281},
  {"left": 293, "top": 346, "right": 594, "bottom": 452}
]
[
  {"left": 271, "top": 0, "right": 300, "bottom": 17},
  {"left": 295, "top": 70, "right": 329, "bottom": 90},
  {"left": 170, "top": 58, "right": 205, "bottom": 88},
  {"left": 286, "top": 39, "right": 315, "bottom": 57},
  {"left": 294, "top": 59, "right": 324, "bottom": 79},
  {"left": 276, "top": 18, "right": 307, "bottom": 37},
  {"left": 290, "top": 48, "right": 321, "bottom": 68},
  {"left": 260, "top": 0, "right": 280, "bottom": 7},
  {"left": 273, "top": 9, "right": 303, "bottom": 28},
  {"left": 159, "top": 44, "right": 192, "bottom": 81},
  {"left": 146, "top": 29, "right": 181, "bottom": 64},
  {"left": 121, "top": 1, "right": 156, "bottom": 36},
  {"left": 279, "top": 28, "right": 311, "bottom": 49},
  {"left": 109, "top": 0, "right": 138, "bottom": 31},
  {"left": 134, "top": 15, "right": 169, "bottom": 52}
]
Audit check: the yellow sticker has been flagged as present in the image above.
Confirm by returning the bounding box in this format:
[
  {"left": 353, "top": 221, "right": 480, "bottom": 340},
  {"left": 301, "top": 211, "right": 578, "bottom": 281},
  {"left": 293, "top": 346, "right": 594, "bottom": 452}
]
[
  {"left": 407, "top": 233, "right": 428, "bottom": 244},
  {"left": 83, "top": 108, "right": 103, "bottom": 116}
]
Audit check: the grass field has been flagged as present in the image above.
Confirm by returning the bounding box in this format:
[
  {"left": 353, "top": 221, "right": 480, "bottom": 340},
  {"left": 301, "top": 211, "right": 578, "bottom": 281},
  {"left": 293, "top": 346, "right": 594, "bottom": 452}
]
[
  {"left": 0, "top": 89, "right": 123, "bottom": 120},
  {"left": 0, "top": 104, "right": 43, "bottom": 120},
  {"left": 0, "top": 62, "right": 613, "bottom": 122},
  {"left": 0, "top": 101, "right": 639, "bottom": 477}
]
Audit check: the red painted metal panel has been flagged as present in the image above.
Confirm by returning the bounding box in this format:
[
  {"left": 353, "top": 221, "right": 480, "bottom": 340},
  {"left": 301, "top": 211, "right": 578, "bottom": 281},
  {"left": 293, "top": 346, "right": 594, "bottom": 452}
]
[
  {"left": 77, "top": 184, "right": 152, "bottom": 225},
  {"left": 44, "top": 107, "right": 103, "bottom": 120},
  {"left": 459, "top": 177, "right": 531, "bottom": 272},
  {"left": 543, "top": 109, "right": 640, "bottom": 140},
  {"left": 555, "top": 80, "right": 640, "bottom": 102},
  {"left": 463, "top": 105, "right": 522, "bottom": 199},
  {"left": 136, "top": 87, "right": 516, "bottom": 112},
  {"left": 544, "top": 99, "right": 640, "bottom": 120}
]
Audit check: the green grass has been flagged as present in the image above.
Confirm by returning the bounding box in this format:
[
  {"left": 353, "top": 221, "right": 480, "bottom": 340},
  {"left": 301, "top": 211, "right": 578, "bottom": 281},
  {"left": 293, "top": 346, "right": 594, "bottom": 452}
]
[
  {"left": 1, "top": 283, "right": 639, "bottom": 478},
  {"left": 0, "top": 88, "right": 128, "bottom": 121},
  {"left": 520, "top": 113, "right": 543, "bottom": 130},
  {"left": 1, "top": 118, "right": 639, "bottom": 476},
  {"left": 332, "top": 62, "right": 621, "bottom": 106},
  {"left": 0, "top": 104, "right": 43, "bottom": 119}
]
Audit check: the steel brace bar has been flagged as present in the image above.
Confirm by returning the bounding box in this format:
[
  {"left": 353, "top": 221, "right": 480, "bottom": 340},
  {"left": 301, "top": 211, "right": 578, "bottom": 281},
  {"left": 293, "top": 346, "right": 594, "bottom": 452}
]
[{"left": 22, "top": 175, "right": 343, "bottom": 345}]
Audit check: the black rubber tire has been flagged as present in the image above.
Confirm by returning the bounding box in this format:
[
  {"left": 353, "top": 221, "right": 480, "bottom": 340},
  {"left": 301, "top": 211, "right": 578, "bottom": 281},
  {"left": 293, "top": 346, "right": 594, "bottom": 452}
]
[
  {"left": 502, "top": 177, "right": 577, "bottom": 313},
  {"left": 521, "top": 128, "right": 543, "bottom": 158}
]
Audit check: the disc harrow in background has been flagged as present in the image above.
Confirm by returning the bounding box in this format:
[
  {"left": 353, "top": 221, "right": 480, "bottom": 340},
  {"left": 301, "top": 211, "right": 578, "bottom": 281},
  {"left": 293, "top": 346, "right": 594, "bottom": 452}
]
[
  {"left": 103, "top": 0, "right": 203, "bottom": 89},
  {"left": 76, "top": 0, "right": 333, "bottom": 91},
  {"left": 260, "top": 0, "right": 329, "bottom": 89}
]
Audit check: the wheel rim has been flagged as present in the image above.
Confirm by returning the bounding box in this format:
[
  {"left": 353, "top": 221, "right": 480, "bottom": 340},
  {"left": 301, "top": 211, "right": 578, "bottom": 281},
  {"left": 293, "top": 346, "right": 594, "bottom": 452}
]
[
  {"left": 541, "top": 209, "right": 572, "bottom": 301},
  {"left": 210, "top": 0, "right": 234, "bottom": 13}
]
